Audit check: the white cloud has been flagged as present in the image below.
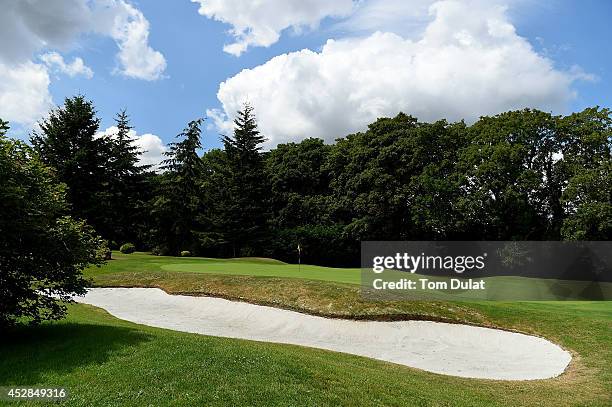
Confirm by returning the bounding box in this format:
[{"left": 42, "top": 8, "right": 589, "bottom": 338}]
[
  {"left": 334, "top": 0, "right": 435, "bottom": 37},
  {"left": 0, "top": 61, "right": 53, "bottom": 126},
  {"left": 0, "top": 0, "right": 166, "bottom": 126},
  {"left": 95, "top": 0, "right": 167, "bottom": 80},
  {"left": 133, "top": 133, "right": 168, "bottom": 169},
  {"left": 0, "top": 0, "right": 92, "bottom": 65},
  {"left": 40, "top": 52, "right": 93, "bottom": 78},
  {"left": 191, "top": 0, "right": 354, "bottom": 56},
  {"left": 211, "top": 0, "right": 588, "bottom": 148},
  {"left": 97, "top": 126, "right": 167, "bottom": 170}
]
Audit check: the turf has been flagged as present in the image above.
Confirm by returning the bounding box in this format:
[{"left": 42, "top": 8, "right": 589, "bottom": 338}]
[
  {"left": 87, "top": 252, "right": 612, "bottom": 300},
  {"left": 1, "top": 252, "right": 610, "bottom": 406},
  {"left": 2, "top": 301, "right": 610, "bottom": 407}
]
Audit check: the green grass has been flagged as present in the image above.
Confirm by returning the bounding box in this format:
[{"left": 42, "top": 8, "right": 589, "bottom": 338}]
[
  {"left": 86, "top": 252, "right": 361, "bottom": 284},
  {"left": 88, "top": 252, "right": 612, "bottom": 300},
  {"left": 2, "top": 301, "right": 610, "bottom": 407},
  {"left": 1, "top": 251, "right": 610, "bottom": 406}
]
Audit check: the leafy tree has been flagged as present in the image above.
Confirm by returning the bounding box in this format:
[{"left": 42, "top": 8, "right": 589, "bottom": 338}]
[
  {"left": 1, "top": 123, "right": 104, "bottom": 327},
  {"left": 456, "top": 110, "right": 562, "bottom": 239},
  {"left": 559, "top": 107, "right": 612, "bottom": 239},
  {"left": 218, "top": 103, "right": 269, "bottom": 256},
  {"left": 150, "top": 119, "right": 204, "bottom": 254},
  {"left": 266, "top": 138, "right": 332, "bottom": 228}
]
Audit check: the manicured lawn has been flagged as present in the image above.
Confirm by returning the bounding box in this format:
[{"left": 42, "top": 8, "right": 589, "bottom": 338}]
[
  {"left": 87, "top": 252, "right": 361, "bottom": 284},
  {"left": 87, "top": 252, "right": 612, "bottom": 300},
  {"left": 2, "top": 252, "right": 610, "bottom": 406}
]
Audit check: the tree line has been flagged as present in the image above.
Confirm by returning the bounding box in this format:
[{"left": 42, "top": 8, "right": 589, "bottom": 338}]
[{"left": 5, "top": 96, "right": 612, "bottom": 268}]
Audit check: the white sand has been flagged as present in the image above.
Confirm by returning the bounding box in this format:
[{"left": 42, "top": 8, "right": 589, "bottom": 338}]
[{"left": 75, "top": 288, "right": 571, "bottom": 380}]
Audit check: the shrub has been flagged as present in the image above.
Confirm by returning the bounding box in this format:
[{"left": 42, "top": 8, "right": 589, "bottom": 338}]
[
  {"left": 151, "top": 245, "right": 169, "bottom": 256},
  {"left": 99, "top": 241, "right": 112, "bottom": 260},
  {"left": 0, "top": 134, "right": 104, "bottom": 326},
  {"left": 180, "top": 250, "right": 191, "bottom": 257},
  {"left": 119, "top": 243, "right": 136, "bottom": 254}
]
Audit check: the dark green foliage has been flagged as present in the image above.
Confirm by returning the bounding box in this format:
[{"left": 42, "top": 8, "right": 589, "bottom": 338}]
[
  {"left": 0, "top": 125, "right": 104, "bottom": 326},
  {"left": 150, "top": 119, "right": 205, "bottom": 255},
  {"left": 17, "top": 95, "right": 612, "bottom": 267},
  {"left": 31, "top": 96, "right": 110, "bottom": 235},
  {"left": 214, "top": 103, "right": 269, "bottom": 256},
  {"left": 30, "top": 97, "right": 152, "bottom": 246},
  {"left": 559, "top": 108, "right": 612, "bottom": 239},
  {"left": 105, "top": 110, "right": 154, "bottom": 245},
  {"left": 119, "top": 243, "right": 136, "bottom": 254},
  {"left": 0, "top": 118, "right": 8, "bottom": 137}
]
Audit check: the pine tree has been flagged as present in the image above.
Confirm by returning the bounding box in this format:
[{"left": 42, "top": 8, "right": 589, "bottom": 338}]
[
  {"left": 0, "top": 118, "right": 8, "bottom": 137},
  {"left": 106, "top": 110, "right": 153, "bottom": 245},
  {"left": 219, "top": 103, "right": 269, "bottom": 256},
  {"left": 151, "top": 119, "right": 204, "bottom": 254},
  {"left": 31, "top": 95, "right": 112, "bottom": 237}
]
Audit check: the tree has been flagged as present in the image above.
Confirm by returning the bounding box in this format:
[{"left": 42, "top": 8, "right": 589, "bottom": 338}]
[
  {"left": 105, "top": 110, "right": 154, "bottom": 245},
  {"left": 1, "top": 122, "right": 104, "bottom": 326},
  {"left": 150, "top": 119, "right": 204, "bottom": 254},
  {"left": 0, "top": 118, "right": 8, "bottom": 136},
  {"left": 31, "top": 95, "right": 113, "bottom": 238},
  {"left": 560, "top": 107, "right": 612, "bottom": 239},
  {"left": 218, "top": 103, "right": 269, "bottom": 256},
  {"left": 456, "top": 110, "right": 561, "bottom": 240}
]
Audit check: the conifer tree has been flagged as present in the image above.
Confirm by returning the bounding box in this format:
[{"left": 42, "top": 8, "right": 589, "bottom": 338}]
[
  {"left": 31, "top": 95, "right": 112, "bottom": 237},
  {"left": 151, "top": 119, "right": 204, "bottom": 254},
  {"left": 106, "top": 110, "right": 152, "bottom": 245},
  {"left": 219, "top": 103, "right": 269, "bottom": 256}
]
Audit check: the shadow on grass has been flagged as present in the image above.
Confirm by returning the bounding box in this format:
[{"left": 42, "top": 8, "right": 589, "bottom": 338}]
[{"left": 0, "top": 322, "right": 152, "bottom": 385}]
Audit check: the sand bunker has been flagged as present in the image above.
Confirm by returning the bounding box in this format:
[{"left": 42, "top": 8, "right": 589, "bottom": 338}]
[{"left": 75, "top": 288, "right": 571, "bottom": 380}]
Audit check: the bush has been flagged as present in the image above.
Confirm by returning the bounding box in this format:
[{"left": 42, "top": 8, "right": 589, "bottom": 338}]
[
  {"left": 119, "top": 243, "right": 136, "bottom": 254},
  {"left": 0, "top": 134, "right": 104, "bottom": 326},
  {"left": 180, "top": 250, "right": 191, "bottom": 257},
  {"left": 99, "top": 241, "right": 112, "bottom": 260}
]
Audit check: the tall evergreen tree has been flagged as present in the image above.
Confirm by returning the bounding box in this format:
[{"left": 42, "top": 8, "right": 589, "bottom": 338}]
[
  {"left": 0, "top": 118, "right": 8, "bottom": 137},
  {"left": 150, "top": 119, "right": 204, "bottom": 254},
  {"left": 31, "top": 95, "right": 113, "bottom": 237},
  {"left": 105, "top": 110, "right": 153, "bottom": 246},
  {"left": 219, "top": 103, "right": 269, "bottom": 256}
]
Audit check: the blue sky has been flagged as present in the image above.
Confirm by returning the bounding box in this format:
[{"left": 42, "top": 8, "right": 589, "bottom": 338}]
[{"left": 1, "top": 0, "right": 610, "bottom": 162}]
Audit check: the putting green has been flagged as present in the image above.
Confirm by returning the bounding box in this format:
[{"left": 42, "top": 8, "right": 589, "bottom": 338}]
[{"left": 161, "top": 262, "right": 361, "bottom": 284}]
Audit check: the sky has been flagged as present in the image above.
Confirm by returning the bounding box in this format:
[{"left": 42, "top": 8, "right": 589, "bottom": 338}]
[{"left": 0, "top": 0, "right": 610, "bottom": 166}]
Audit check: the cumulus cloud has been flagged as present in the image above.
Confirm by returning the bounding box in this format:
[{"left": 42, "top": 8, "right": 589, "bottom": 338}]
[
  {"left": 0, "top": 61, "right": 53, "bottom": 126},
  {"left": 210, "top": 0, "right": 589, "bottom": 147},
  {"left": 333, "top": 0, "right": 435, "bottom": 37},
  {"left": 0, "top": 0, "right": 92, "bottom": 65},
  {"left": 191, "top": 0, "right": 354, "bottom": 56},
  {"left": 40, "top": 52, "right": 93, "bottom": 78},
  {"left": 93, "top": 0, "right": 167, "bottom": 80},
  {"left": 97, "top": 125, "right": 168, "bottom": 170},
  {"left": 0, "top": 0, "right": 166, "bottom": 126}
]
